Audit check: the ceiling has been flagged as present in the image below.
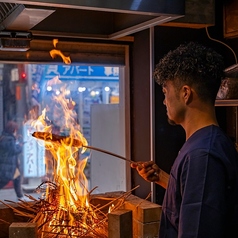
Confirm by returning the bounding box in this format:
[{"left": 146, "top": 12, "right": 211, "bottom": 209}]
[{"left": 0, "top": 0, "right": 185, "bottom": 40}]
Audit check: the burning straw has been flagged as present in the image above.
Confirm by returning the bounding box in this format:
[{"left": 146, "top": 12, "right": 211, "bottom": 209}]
[
  {"left": 0, "top": 183, "right": 140, "bottom": 238},
  {"left": 0, "top": 71, "right": 141, "bottom": 237}
]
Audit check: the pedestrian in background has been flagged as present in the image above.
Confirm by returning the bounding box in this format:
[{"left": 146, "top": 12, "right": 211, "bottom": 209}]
[{"left": 0, "top": 120, "right": 24, "bottom": 200}]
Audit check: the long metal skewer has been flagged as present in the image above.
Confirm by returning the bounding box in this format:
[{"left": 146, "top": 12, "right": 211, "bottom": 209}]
[
  {"left": 83, "top": 145, "right": 132, "bottom": 163},
  {"left": 32, "top": 131, "right": 133, "bottom": 163},
  {"left": 32, "top": 132, "right": 167, "bottom": 182}
]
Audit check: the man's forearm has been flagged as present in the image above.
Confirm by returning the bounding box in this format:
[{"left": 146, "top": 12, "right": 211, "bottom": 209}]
[{"left": 156, "top": 169, "right": 169, "bottom": 189}]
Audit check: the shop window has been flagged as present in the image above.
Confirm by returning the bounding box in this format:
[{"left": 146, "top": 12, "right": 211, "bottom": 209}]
[{"left": 0, "top": 63, "right": 127, "bottom": 202}]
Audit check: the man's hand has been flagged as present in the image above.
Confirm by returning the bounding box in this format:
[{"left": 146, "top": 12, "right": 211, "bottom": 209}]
[
  {"left": 130, "top": 161, "right": 160, "bottom": 182},
  {"left": 131, "top": 161, "right": 169, "bottom": 189}
]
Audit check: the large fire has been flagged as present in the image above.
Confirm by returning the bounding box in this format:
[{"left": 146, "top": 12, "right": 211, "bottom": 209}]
[
  {"left": 24, "top": 74, "right": 111, "bottom": 237},
  {"left": 0, "top": 41, "right": 131, "bottom": 237}
]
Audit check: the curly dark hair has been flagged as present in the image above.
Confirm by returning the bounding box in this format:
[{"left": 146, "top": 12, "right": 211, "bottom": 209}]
[{"left": 154, "top": 42, "right": 225, "bottom": 104}]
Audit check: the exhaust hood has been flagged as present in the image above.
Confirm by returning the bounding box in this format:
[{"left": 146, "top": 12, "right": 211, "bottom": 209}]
[{"left": 0, "top": 0, "right": 185, "bottom": 40}]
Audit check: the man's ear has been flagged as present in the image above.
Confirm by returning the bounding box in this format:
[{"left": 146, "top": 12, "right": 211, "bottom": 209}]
[{"left": 182, "top": 85, "right": 192, "bottom": 104}]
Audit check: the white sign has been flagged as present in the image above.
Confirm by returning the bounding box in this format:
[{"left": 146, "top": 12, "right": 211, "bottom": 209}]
[{"left": 23, "top": 123, "right": 45, "bottom": 177}]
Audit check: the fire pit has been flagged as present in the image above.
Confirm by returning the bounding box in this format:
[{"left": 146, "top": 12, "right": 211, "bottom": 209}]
[
  {"left": 0, "top": 69, "right": 161, "bottom": 237},
  {"left": 0, "top": 191, "right": 161, "bottom": 238}
]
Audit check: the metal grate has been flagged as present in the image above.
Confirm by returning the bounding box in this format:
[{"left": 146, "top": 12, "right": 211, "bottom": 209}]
[{"left": 0, "top": 3, "right": 20, "bottom": 23}]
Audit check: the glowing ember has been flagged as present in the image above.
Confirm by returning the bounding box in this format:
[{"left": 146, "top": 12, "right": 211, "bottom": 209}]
[{"left": 30, "top": 182, "right": 108, "bottom": 237}]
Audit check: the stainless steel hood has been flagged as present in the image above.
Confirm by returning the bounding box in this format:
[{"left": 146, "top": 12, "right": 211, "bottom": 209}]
[{"left": 0, "top": 0, "right": 185, "bottom": 40}]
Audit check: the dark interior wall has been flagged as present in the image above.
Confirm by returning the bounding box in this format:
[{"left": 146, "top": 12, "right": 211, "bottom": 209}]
[
  {"left": 153, "top": 26, "right": 227, "bottom": 204},
  {"left": 153, "top": 1, "right": 238, "bottom": 204},
  {"left": 131, "top": 1, "right": 238, "bottom": 203},
  {"left": 130, "top": 26, "right": 224, "bottom": 201}
]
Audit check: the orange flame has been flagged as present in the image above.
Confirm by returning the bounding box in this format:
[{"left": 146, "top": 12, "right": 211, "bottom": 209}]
[
  {"left": 27, "top": 41, "right": 107, "bottom": 236},
  {"left": 49, "top": 39, "right": 71, "bottom": 64},
  {"left": 50, "top": 49, "right": 71, "bottom": 64},
  {"left": 30, "top": 75, "right": 98, "bottom": 236}
]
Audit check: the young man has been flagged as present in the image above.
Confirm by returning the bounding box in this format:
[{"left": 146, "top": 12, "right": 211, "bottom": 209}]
[{"left": 131, "top": 42, "right": 238, "bottom": 237}]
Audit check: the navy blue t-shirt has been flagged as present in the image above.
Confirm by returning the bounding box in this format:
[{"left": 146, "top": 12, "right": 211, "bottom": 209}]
[{"left": 159, "top": 125, "right": 238, "bottom": 238}]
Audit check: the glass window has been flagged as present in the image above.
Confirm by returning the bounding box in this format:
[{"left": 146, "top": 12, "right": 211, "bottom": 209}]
[{"left": 0, "top": 63, "right": 127, "bottom": 202}]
